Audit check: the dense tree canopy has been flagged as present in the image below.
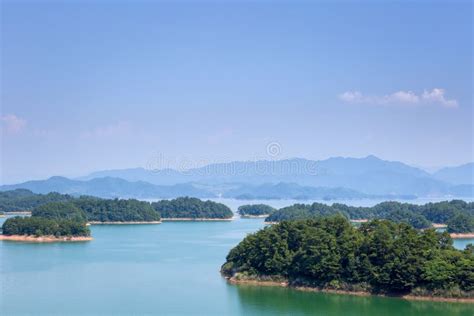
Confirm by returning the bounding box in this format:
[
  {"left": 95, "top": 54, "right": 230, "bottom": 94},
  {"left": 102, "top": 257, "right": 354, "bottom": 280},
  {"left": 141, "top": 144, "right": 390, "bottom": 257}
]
[
  {"left": 2, "top": 216, "right": 90, "bottom": 237},
  {"left": 152, "top": 197, "right": 233, "bottom": 219},
  {"left": 447, "top": 213, "right": 474, "bottom": 233},
  {"left": 0, "top": 189, "right": 74, "bottom": 213},
  {"left": 266, "top": 200, "right": 474, "bottom": 232},
  {"left": 73, "top": 197, "right": 160, "bottom": 222},
  {"left": 222, "top": 217, "right": 474, "bottom": 297},
  {"left": 32, "top": 202, "right": 87, "bottom": 222},
  {"left": 238, "top": 204, "right": 276, "bottom": 216}
]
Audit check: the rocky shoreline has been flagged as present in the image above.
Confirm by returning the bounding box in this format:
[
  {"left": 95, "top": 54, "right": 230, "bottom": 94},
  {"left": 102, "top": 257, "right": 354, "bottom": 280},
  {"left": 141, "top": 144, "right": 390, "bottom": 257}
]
[
  {"left": 225, "top": 275, "right": 474, "bottom": 303},
  {"left": 240, "top": 215, "right": 269, "bottom": 218},
  {"left": 0, "top": 235, "right": 93, "bottom": 242},
  {"left": 450, "top": 233, "right": 474, "bottom": 239}
]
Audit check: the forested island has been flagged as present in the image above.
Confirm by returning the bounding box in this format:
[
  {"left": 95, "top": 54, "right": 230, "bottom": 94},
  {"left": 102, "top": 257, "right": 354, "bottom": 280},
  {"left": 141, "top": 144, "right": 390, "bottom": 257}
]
[
  {"left": 222, "top": 216, "right": 474, "bottom": 301},
  {"left": 0, "top": 216, "right": 91, "bottom": 242},
  {"left": 238, "top": 204, "right": 276, "bottom": 217},
  {"left": 0, "top": 190, "right": 233, "bottom": 221},
  {"left": 264, "top": 200, "right": 474, "bottom": 235},
  {"left": 152, "top": 197, "right": 233, "bottom": 220}
]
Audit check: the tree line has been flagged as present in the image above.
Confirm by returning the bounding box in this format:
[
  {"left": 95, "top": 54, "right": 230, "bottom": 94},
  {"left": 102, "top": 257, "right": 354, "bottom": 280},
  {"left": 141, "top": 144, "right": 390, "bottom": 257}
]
[
  {"left": 151, "top": 197, "right": 233, "bottom": 219},
  {"left": 265, "top": 200, "right": 474, "bottom": 233},
  {"left": 238, "top": 204, "right": 276, "bottom": 216},
  {"left": 222, "top": 216, "right": 474, "bottom": 298},
  {"left": 1, "top": 193, "right": 237, "bottom": 237}
]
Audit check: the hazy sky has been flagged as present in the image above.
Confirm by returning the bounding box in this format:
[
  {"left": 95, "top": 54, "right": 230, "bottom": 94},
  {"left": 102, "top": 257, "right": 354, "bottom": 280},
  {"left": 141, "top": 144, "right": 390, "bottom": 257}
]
[{"left": 1, "top": 1, "right": 472, "bottom": 184}]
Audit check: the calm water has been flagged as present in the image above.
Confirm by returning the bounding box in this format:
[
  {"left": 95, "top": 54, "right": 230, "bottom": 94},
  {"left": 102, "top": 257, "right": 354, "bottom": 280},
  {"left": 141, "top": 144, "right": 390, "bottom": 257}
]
[{"left": 1, "top": 199, "right": 473, "bottom": 315}]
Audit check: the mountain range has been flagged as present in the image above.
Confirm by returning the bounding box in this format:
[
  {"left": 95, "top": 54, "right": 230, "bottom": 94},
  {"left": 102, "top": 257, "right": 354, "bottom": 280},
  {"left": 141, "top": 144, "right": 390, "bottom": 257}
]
[{"left": 1, "top": 156, "right": 472, "bottom": 200}]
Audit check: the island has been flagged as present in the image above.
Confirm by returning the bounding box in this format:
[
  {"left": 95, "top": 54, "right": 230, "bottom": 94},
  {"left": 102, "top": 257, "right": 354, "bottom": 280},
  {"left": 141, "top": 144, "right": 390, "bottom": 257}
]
[
  {"left": 221, "top": 216, "right": 474, "bottom": 302},
  {"left": 152, "top": 197, "right": 233, "bottom": 220},
  {"left": 1, "top": 216, "right": 92, "bottom": 242},
  {"left": 265, "top": 200, "right": 474, "bottom": 236},
  {"left": 238, "top": 204, "right": 276, "bottom": 218},
  {"left": 73, "top": 197, "right": 161, "bottom": 224}
]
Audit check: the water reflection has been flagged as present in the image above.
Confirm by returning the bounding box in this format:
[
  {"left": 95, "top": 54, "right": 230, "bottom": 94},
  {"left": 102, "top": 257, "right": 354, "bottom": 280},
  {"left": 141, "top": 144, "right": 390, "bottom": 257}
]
[{"left": 233, "top": 284, "right": 473, "bottom": 316}]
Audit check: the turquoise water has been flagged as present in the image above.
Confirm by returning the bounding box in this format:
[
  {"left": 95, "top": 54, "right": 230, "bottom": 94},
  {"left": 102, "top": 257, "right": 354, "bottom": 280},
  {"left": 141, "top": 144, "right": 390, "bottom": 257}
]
[{"left": 1, "top": 205, "right": 473, "bottom": 315}]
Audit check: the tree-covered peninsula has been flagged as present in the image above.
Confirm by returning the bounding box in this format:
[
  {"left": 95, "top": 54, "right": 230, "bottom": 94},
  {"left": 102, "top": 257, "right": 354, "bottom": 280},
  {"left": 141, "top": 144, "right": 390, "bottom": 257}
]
[
  {"left": 222, "top": 217, "right": 474, "bottom": 300},
  {"left": 238, "top": 204, "right": 276, "bottom": 217},
  {"left": 266, "top": 200, "right": 474, "bottom": 233},
  {"left": 152, "top": 197, "right": 233, "bottom": 219}
]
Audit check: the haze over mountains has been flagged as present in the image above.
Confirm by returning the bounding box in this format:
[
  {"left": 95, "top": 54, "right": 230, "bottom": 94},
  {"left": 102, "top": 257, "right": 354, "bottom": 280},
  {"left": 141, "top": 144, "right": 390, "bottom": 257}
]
[{"left": 1, "top": 156, "right": 472, "bottom": 200}]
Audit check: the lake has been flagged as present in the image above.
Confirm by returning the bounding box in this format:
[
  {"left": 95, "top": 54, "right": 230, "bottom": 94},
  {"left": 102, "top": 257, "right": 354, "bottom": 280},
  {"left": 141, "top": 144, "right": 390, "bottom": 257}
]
[{"left": 1, "top": 199, "right": 473, "bottom": 315}]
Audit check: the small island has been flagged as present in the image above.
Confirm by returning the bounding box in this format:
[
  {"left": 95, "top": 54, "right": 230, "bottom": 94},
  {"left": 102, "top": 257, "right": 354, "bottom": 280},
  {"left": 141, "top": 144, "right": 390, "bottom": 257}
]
[
  {"left": 265, "top": 200, "right": 474, "bottom": 237},
  {"left": 222, "top": 216, "right": 474, "bottom": 302},
  {"left": 1, "top": 216, "right": 92, "bottom": 242},
  {"left": 152, "top": 197, "right": 233, "bottom": 220},
  {"left": 238, "top": 204, "right": 276, "bottom": 218}
]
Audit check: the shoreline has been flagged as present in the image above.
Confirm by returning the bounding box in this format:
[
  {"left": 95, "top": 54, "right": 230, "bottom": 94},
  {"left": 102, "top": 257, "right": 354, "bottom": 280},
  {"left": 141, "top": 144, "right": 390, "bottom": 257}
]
[
  {"left": 240, "top": 214, "right": 269, "bottom": 218},
  {"left": 88, "top": 221, "right": 162, "bottom": 225},
  {"left": 0, "top": 234, "right": 92, "bottom": 242},
  {"left": 450, "top": 233, "right": 474, "bottom": 239},
  {"left": 161, "top": 217, "right": 234, "bottom": 221},
  {"left": 225, "top": 276, "right": 474, "bottom": 303},
  {"left": 4, "top": 211, "right": 32, "bottom": 215},
  {"left": 350, "top": 219, "right": 369, "bottom": 223}
]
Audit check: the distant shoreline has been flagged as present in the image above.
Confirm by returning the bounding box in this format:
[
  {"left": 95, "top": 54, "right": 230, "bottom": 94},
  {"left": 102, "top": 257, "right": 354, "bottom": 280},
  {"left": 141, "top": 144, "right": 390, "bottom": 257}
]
[
  {"left": 161, "top": 217, "right": 234, "bottom": 221},
  {"left": 0, "top": 234, "right": 92, "bottom": 242},
  {"left": 225, "top": 276, "right": 474, "bottom": 303},
  {"left": 450, "top": 233, "right": 474, "bottom": 239},
  {"left": 3, "top": 211, "right": 32, "bottom": 215},
  {"left": 350, "top": 219, "right": 368, "bottom": 223},
  {"left": 240, "top": 214, "right": 269, "bottom": 218},
  {"left": 88, "top": 221, "right": 162, "bottom": 225}
]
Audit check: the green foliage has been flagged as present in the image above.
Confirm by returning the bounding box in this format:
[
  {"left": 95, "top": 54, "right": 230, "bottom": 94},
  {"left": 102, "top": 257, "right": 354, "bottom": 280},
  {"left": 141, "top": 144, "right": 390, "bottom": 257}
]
[
  {"left": 223, "top": 217, "right": 474, "bottom": 296},
  {"left": 73, "top": 197, "right": 160, "bottom": 222},
  {"left": 266, "top": 200, "right": 474, "bottom": 232},
  {"left": 238, "top": 204, "right": 276, "bottom": 216},
  {"left": 2, "top": 216, "right": 90, "bottom": 237},
  {"left": 32, "top": 202, "right": 87, "bottom": 222},
  {"left": 0, "top": 189, "right": 75, "bottom": 213},
  {"left": 446, "top": 213, "right": 474, "bottom": 233},
  {"left": 152, "top": 197, "right": 233, "bottom": 219}
]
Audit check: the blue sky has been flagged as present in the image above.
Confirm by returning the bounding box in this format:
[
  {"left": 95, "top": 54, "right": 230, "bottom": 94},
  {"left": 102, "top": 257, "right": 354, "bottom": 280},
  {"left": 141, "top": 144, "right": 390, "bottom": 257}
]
[{"left": 1, "top": 0, "right": 472, "bottom": 184}]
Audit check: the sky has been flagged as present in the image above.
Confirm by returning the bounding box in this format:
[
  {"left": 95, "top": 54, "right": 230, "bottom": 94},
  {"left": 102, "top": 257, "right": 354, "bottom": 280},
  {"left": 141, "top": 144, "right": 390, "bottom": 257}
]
[{"left": 1, "top": 0, "right": 472, "bottom": 184}]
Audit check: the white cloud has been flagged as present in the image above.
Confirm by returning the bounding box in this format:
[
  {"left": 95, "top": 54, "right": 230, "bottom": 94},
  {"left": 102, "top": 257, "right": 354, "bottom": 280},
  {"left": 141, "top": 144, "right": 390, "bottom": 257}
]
[
  {"left": 421, "top": 88, "right": 458, "bottom": 108},
  {"left": 339, "top": 88, "right": 458, "bottom": 108},
  {"left": 0, "top": 114, "right": 26, "bottom": 134}
]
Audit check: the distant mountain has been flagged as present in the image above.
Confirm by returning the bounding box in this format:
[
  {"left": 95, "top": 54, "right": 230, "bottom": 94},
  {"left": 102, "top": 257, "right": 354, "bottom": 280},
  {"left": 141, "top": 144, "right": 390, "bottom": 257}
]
[
  {"left": 222, "top": 182, "right": 369, "bottom": 200},
  {"left": 5, "top": 157, "right": 472, "bottom": 199},
  {"left": 433, "top": 163, "right": 474, "bottom": 185},
  {"left": 79, "top": 156, "right": 463, "bottom": 197},
  {"left": 0, "top": 176, "right": 215, "bottom": 199}
]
